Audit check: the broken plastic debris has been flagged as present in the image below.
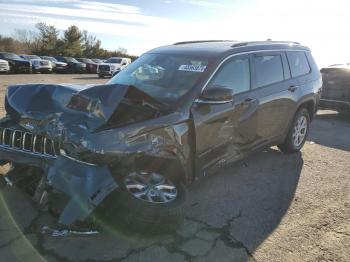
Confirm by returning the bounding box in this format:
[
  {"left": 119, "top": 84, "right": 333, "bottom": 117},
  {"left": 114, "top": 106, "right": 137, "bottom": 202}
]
[
  {"left": 3, "top": 176, "right": 13, "bottom": 187},
  {"left": 309, "top": 141, "right": 315, "bottom": 145},
  {"left": 41, "top": 226, "right": 99, "bottom": 237}
]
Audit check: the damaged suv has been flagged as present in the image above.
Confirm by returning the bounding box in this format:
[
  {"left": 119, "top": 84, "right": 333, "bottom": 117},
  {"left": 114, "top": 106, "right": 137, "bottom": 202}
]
[{"left": 0, "top": 41, "right": 321, "bottom": 232}]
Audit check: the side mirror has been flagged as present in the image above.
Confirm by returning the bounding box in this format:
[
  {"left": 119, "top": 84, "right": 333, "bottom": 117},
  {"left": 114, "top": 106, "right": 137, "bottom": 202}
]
[{"left": 196, "top": 85, "right": 234, "bottom": 104}]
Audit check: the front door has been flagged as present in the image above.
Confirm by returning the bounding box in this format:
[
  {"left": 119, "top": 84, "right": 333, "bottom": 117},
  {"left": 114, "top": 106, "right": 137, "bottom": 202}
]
[{"left": 191, "top": 54, "right": 260, "bottom": 174}]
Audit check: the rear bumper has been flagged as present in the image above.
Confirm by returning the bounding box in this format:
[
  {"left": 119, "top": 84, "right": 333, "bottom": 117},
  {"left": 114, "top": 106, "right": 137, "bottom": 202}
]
[
  {"left": 53, "top": 66, "right": 67, "bottom": 72},
  {"left": 34, "top": 67, "right": 52, "bottom": 72},
  {"left": 319, "top": 98, "right": 350, "bottom": 111},
  {"left": 98, "top": 70, "right": 112, "bottom": 76}
]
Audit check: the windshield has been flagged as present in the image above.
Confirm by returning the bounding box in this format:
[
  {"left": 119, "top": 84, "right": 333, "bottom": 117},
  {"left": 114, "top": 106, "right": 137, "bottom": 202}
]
[
  {"left": 65, "top": 57, "right": 78, "bottom": 62},
  {"left": 79, "top": 58, "right": 93, "bottom": 63},
  {"left": 106, "top": 58, "right": 122, "bottom": 64},
  {"left": 92, "top": 59, "right": 102, "bottom": 63},
  {"left": 26, "top": 55, "right": 41, "bottom": 60},
  {"left": 108, "top": 53, "right": 209, "bottom": 105},
  {"left": 2, "top": 53, "right": 21, "bottom": 60}
]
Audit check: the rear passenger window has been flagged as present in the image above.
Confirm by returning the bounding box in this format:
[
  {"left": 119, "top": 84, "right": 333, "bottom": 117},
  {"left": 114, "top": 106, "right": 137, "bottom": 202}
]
[
  {"left": 287, "top": 51, "right": 311, "bottom": 77},
  {"left": 209, "top": 57, "right": 250, "bottom": 94},
  {"left": 254, "top": 55, "right": 284, "bottom": 88}
]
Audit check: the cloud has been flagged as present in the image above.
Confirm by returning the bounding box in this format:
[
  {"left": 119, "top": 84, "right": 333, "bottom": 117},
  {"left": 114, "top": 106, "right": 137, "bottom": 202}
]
[
  {"left": 180, "top": 0, "right": 225, "bottom": 8},
  {"left": 1, "top": 0, "right": 350, "bottom": 66},
  {"left": 73, "top": 1, "right": 141, "bottom": 14},
  {"left": 0, "top": 2, "right": 166, "bottom": 26}
]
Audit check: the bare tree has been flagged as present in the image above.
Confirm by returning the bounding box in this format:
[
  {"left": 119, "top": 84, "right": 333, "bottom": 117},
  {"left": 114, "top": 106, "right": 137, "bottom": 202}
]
[{"left": 12, "top": 29, "right": 40, "bottom": 53}]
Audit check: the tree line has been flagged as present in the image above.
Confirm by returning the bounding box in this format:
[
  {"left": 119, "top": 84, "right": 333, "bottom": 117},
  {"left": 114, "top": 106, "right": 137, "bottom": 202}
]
[{"left": 0, "top": 23, "right": 138, "bottom": 60}]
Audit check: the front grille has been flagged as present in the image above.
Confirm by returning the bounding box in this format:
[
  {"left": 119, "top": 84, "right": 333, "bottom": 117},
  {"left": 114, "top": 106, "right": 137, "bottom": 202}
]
[
  {"left": 16, "top": 61, "right": 30, "bottom": 67},
  {"left": 40, "top": 61, "right": 50, "bottom": 66},
  {"left": 99, "top": 65, "right": 110, "bottom": 71},
  {"left": 0, "top": 128, "right": 59, "bottom": 158}
]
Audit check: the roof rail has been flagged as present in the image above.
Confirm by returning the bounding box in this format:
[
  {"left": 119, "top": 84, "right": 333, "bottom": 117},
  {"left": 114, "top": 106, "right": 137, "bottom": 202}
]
[
  {"left": 231, "top": 41, "right": 301, "bottom": 48},
  {"left": 174, "top": 40, "right": 233, "bottom": 45}
]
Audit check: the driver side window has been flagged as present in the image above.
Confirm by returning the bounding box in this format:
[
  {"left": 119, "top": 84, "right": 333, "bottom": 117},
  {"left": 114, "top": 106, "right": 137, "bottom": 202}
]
[{"left": 209, "top": 57, "right": 250, "bottom": 94}]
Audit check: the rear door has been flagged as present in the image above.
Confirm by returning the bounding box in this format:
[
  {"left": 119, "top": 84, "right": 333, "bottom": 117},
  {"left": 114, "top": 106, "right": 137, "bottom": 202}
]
[
  {"left": 251, "top": 51, "right": 296, "bottom": 143},
  {"left": 191, "top": 54, "right": 260, "bottom": 173}
]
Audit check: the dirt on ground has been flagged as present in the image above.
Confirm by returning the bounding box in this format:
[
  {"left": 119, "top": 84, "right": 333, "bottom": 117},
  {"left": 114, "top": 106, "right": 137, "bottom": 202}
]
[{"left": 0, "top": 74, "right": 349, "bottom": 262}]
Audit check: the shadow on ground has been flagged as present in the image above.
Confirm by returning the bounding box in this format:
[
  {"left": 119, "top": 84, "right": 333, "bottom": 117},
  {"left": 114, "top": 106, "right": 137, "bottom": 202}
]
[
  {"left": 0, "top": 148, "right": 303, "bottom": 261},
  {"left": 308, "top": 111, "right": 350, "bottom": 152}
]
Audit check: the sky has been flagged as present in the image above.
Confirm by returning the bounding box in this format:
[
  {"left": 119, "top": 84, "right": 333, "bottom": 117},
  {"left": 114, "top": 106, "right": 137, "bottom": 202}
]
[{"left": 0, "top": 0, "right": 349, "bottom": 67}]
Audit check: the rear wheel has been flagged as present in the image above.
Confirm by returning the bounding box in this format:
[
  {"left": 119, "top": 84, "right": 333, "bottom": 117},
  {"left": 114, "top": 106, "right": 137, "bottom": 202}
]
[
  {"left": 108, "top": 171, "right": 187, "bottom": 234},
  {"left": 278, "top": 107, "right": 310, "bottom": 153}
]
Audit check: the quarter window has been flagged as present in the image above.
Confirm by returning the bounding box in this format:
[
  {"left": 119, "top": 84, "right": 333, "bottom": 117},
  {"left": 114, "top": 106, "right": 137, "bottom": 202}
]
[
  {"left": 209, "top": 57, "right": 250, "bottom": 94},
  {"left": 254, "top": 55, "right": 284, "bottom": 88},
  {"left": 287, "top": 51, "right": 311, "bottom": 77}
]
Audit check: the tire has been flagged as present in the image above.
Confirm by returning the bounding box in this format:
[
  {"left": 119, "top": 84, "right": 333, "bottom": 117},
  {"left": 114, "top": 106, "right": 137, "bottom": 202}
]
[
  {"left": 278, "top": 107, "right": 310, "bottom": 153},
  {"left": 98, "top": 74, "right": 104, "bottom": 78},
  {"left": 105, "top": 171, "right": 187, "bottom": 234}
]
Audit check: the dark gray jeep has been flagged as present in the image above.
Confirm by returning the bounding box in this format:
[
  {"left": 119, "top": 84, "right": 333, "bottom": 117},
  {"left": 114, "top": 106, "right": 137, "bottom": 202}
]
[{"left": 0, "top": 41, "right": 322, "bottom": 232}]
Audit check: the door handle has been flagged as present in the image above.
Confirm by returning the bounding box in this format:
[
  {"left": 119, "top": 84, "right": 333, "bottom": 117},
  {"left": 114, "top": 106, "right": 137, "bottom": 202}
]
[
  {"left": 288, "top": 85, "right": 298, "bottom": 92},
  {"left": 240, "top": 98, "right": 257, "bottom": 106}
]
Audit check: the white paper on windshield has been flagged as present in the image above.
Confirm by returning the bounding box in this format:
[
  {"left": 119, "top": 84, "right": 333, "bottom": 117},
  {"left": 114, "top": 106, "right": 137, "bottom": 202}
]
[{"left": 178, "top": 65, "right": 207, "bottom": 73}]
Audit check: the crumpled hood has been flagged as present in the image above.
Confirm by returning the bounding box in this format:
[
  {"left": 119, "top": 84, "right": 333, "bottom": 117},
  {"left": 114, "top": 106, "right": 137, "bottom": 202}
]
[{"left": 5, "top": 83, "right": 164, "bottom": 133}]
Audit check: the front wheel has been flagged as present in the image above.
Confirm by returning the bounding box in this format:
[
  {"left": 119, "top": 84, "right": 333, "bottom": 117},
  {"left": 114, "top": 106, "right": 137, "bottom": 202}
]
[
  {"left": 278, "top": 107, "right": 310, "bottom": 153},
  {"left": 109, "top": 171, "right": 187, "bottom": 234}
]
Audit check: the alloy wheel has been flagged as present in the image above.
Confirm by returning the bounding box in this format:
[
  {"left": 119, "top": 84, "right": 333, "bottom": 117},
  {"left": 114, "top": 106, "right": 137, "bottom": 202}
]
[
  {"left": 292, "top": 115, "right": 308, "bottom": 148},
  {"left": 124, "top": 171, "right": 178, "bottom": 204}
]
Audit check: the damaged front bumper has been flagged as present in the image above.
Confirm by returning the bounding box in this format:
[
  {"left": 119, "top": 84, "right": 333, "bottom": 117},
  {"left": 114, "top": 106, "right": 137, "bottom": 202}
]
[{"left": 0, "top": 128, "right": 118, "bottom": 226}]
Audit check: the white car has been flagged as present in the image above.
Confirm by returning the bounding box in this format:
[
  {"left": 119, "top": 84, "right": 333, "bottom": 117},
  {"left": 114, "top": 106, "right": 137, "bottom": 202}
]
[
  {"left": 0, "top": 59, "right": 10, "bottom": 73},
  {"left": 97, "top": 57, "right": 131, "bottom": 78},
  {"left": 20, "top": 55, "right": 53, "bottom": 73}
]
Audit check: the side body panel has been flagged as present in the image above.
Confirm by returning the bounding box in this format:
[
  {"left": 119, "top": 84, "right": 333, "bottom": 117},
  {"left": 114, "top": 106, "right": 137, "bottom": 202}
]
[{"left": 251, "top": 51, "right": 297, "bottom": 144}]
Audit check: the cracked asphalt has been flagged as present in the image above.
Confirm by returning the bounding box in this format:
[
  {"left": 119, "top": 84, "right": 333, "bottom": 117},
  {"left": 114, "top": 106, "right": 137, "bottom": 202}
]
[{"left": 0, "top": 74, "right": 349, "bottom": 262}]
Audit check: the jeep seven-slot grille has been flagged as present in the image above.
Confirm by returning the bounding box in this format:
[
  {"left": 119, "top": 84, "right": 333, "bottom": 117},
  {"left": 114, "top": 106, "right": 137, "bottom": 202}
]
[{"left": 0, "top": 128, "right": 59, "bottom": 158}]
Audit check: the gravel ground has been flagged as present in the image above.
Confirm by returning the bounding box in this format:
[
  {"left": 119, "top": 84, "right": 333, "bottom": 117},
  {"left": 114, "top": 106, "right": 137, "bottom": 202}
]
[{"left": 0, "top": 74, "right": 349, "bottom": 262}]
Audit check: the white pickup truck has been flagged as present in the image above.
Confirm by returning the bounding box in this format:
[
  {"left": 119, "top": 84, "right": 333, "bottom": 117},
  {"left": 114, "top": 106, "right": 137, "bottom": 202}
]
[
  {"left": 97, "top": 57, "right": 131, "bottom": 78},
  {"left": 0, "top": 59, "right": 10, "bottom": 73}
]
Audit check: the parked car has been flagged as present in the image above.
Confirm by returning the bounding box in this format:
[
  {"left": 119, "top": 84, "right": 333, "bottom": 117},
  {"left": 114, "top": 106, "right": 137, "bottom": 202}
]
[
  {"left": 54, "top": 56, "right": 86, "bottom": 73},
  {"left": 41, "top": 56, "right": 68, "bottom": 73},
  {"left": 0, "top": 52, "right": 32, "bottom": 73},
  {"left": 0, "top": 41, "right": 321, "bottom": 233},
  {"left": 20, "top": 55, "right": 52, "bottom": 73},
  {"left": 320, "top": 64, "right": 350, "bottom": 114},
  {"left": 76, "top": 58, "right": 98, "bottom": 73},
  {"left": 97, "top": 57, "right": 131, "bottom": 78},
  {"left": 91, "top": 58, "right": 104, "bottom": 64},
  {"left": 0, "top": 59, "right": 10, "bottom": 73}
]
